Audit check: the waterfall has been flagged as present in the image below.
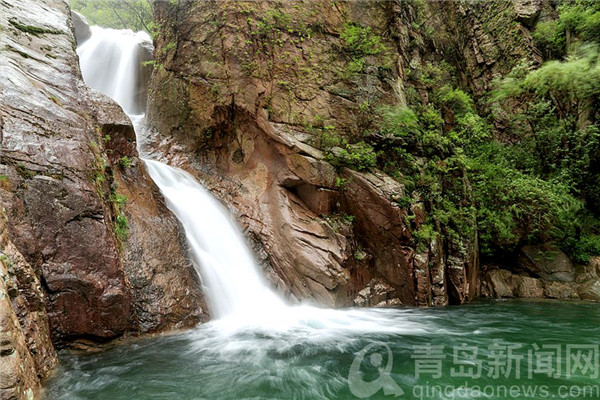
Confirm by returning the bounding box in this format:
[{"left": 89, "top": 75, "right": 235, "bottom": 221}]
[
  {"left": 78, "top": 25, "right": 285, "bottom": 319},
  {"left": 76, "top": 25, "right": 413, "bottom": 334},
  {"left": 143, "top": 160, "right": 286, "bottom": 318},
  {"left": 77, "top": 26, "right": 151, "bottom": 115}
]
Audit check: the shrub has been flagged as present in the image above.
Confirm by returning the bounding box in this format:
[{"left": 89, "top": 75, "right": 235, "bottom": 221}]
[
  {"left": 115, "top": 214, "right": 129, "bottom": 241},
  {"left": 340, "top": 23, "right": 385, "bottom": 57},
  {"left": 119, "top": 156, "right": 134, "bottom": 168},
  {"left": 327, "top": 142, "right": 377, "bottom": 171},
  {"left": 566, "top": 234, "right": 600, "bottom": 264},
  {"left": 467, "top": 152, "right": 584, "bottom": 256}
]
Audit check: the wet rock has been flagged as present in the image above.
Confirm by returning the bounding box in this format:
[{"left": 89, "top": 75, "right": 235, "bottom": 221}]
[
  {"left": 1, "top": 0, "right": 132, "bottom": 342},
  {"left": 1, "top": 0, "right": 205, "bottom": 357},
  {"left": 0, "top": 232, "right": 44, "bottom": 399},
  {"left": 108, "top": 125, "right": 207, "bottom": 331}
]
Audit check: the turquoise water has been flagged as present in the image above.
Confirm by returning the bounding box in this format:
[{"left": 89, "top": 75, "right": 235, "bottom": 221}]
[{"left": 44, "top": 301, "right": 600, "bottom": 399}]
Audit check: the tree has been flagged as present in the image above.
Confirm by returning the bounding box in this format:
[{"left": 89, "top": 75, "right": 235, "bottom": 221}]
[{"left": 70, "top": 0, "right": 153, "bottom": 32}]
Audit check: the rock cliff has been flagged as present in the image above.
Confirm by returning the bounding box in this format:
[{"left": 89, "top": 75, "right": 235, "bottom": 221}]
[{"left": 146, "top": 0, "right": 542, "bottom": 307}]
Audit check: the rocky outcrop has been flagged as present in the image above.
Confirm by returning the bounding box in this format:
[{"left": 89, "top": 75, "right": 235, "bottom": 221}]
[
  {"left": 146, "top": 0, "right": 488, "bottom": 307},
  {"left": 482, "top": 259, "right": 600, "bottom": 302},
  {"left": 2, "top": 0, "right": 130, "bottom": 345},
  {"left": 102, "top": 112, "right": 207, "bottom": 332},
  {"left": 353, "top": 278, "right": 402, "bottom": 307},
  {"left": 1, "top": 0, "right": 207, "bottom": 394},
  {"left": 71, "top": 11, "right": 91, "bottom": 44},
  {"left": 0, "top": 211, "right": 55, "bottom": 399},
  {"left": 146, "top": 0, "right": 596, "bottom": 310},
  {"left": 578, "top": 280, "right": 600, "bottom": 302}
]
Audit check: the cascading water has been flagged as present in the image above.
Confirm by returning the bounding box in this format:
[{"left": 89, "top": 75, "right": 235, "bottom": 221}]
[
  {"left": 77, "top": 26, "right": 151, "bottom": 116},
  {"left": 78, "top": 26, "right": 416, "bottom": 332},
  {"left": 77, "top": 25, "right": 404, "bottom": 328},
  {"left": 143, "top": 160, "right": 286, "bottom": 318}
]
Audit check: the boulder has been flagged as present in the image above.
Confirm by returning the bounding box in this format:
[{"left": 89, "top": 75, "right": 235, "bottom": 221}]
[
  {"left": 71, "top": 10, "right": 91, "bottom": 44},
  {"left": 484, "top": 269, "right": 515, "bottom": 298},
  {"left": 513, "top": 0, "right": 543, "bottom": 27},
  {"left": 353, "top": 278, "right": 400, "bottom": 307},
  {"left": 591, "top": 257, "right": 600, "bottom": 277},
  {"left": 543, "top": 281, "right": 579, "bottom": 300},
  {"left": 519, "top": 244, "right": 575, "bottom": 282},
  {"left": 578, "top": 280, "right": 600, "bottom": 302},
  {"left": 512, "top": 276, "right": 544, "bottom": 298}
]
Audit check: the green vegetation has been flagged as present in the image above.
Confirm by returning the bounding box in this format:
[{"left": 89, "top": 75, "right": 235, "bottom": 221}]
[
  {"left": 484, "top": 42, "right": 600, "bottom": 261},
  {"left": 340, "top": 23, "right": 386, "bottom": 57},
  {"left": 340, "top": 22, "right": 387, "bottom": 77},
  {"left": 326, "top": 142, "right": 377, "bottom": 172},
  {"left": 467, "top": 149, "right": 584, "bottom": 257},
  {"left": 115, "top": 214, "right": 129, "bottom": 241},
  {"left": 69, "top": 0, "right": 153, "bottom": 32},
  {"left": 111, "top": 193, "right": 129, "bottom": 241},
  {"left": 533, "top": 0, "right": 600, "bottom": 58},
  {"left": 329, "top": 2, "right": 600, "bottom": 263},
  {"left": 16, "top": 163, "right": 35, "bottom": 180},
  {"left": 119, "top": 156, "right": 134, "bottom": 168}
]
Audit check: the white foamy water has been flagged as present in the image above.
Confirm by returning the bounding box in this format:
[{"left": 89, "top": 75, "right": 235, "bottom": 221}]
[
  {"left": 76, "top": 25, "right": 420, "bottom": 336},
  {"left": 78, "top": 26, "right": 150, "bottom": 115},
  {"left": 143, "top": 159, "right": 287, "bottom": 318}
]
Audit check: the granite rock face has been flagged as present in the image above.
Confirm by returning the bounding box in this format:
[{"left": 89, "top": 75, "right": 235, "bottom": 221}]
[{"left": 0, "top": 211, "right": 55, "bottom": 400}]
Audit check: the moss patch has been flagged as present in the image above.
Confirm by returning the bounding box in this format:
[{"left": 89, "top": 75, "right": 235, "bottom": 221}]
[{"left": 9, "top": 19, "right": 62, "bottom": 36}]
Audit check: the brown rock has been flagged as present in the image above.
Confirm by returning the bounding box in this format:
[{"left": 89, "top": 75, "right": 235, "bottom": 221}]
[
  {"left": 513, "top": 0, "right": 543, "bottom": 27},
  {"left": 353, "top": 278, "right": 400, "bottom": 307},
  {"left": 543, "top": 281, "right": 579, "bottom": 300},
  {"left": 485, "top": 269, "right": 515, "bottom": 298},
  {"left": 590, "top": 257, "right": 600, "bottom": 277},
  {"left": 0, "top": 232, "right": 46, "bottom": 399},
  {"left": 0, "top": 0, "right": 206, "bottom": 359},
  {"left": 512, "top": 276, "right": 544, "bottom": 298},
  {"left": 578, "top": 280, "right": 600, "bottom": 302},
  {"left": 144, "top": 0, "right": 487, "bottom": 308}
]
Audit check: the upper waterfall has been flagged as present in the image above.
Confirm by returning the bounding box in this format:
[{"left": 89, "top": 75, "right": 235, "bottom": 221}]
[{"left": 77, "top": 26, "right": 152, "bottom": 115}]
